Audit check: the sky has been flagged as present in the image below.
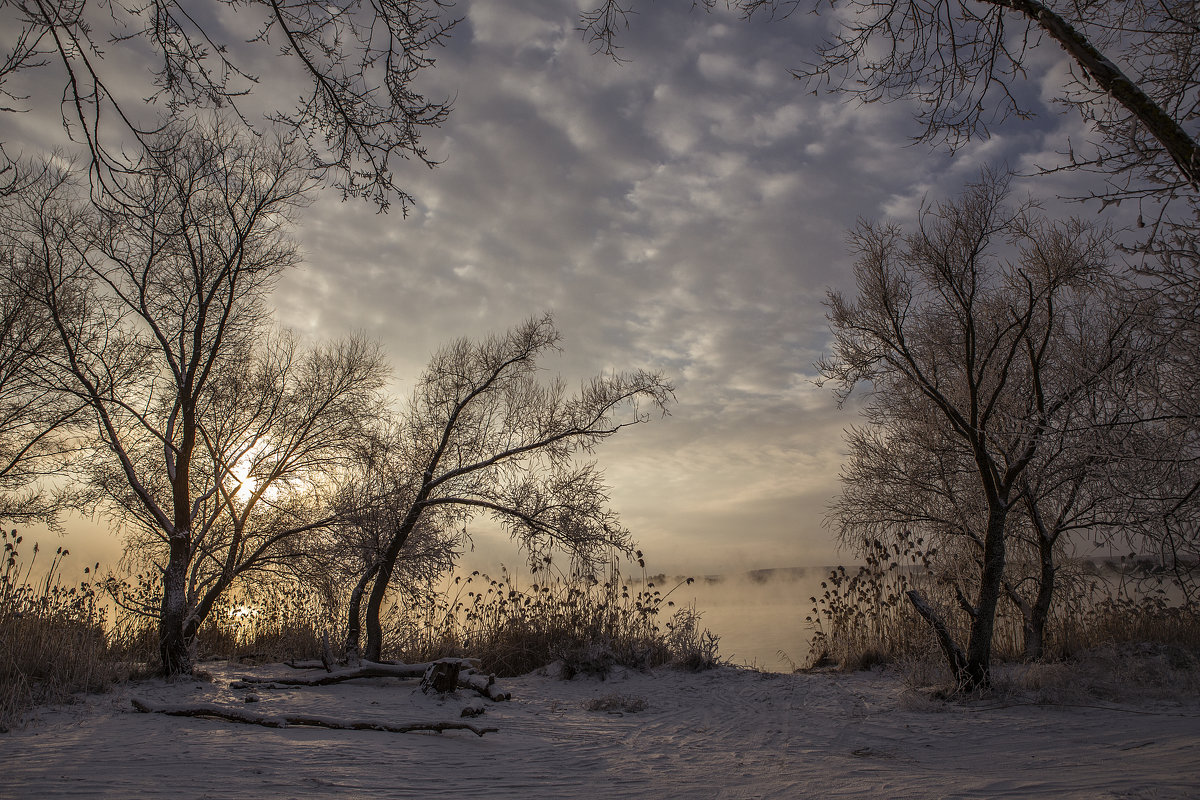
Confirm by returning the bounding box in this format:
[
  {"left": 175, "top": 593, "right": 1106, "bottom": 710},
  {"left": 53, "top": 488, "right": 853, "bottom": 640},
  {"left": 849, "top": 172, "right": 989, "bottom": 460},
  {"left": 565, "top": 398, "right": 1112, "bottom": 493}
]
[{"left": 4, "top": 0, "right": 1106, "bottom": 575}]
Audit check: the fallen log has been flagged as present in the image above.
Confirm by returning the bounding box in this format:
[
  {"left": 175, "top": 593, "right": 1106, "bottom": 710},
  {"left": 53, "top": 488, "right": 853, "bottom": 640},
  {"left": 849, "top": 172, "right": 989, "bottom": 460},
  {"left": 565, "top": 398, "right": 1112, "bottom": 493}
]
[
  {"left": 460, "top": 670, "right": 511, "bottom": 702},
  {"left": 130, "top": 699, "right": 497, "bottom": 736},
  {"left": 284, "top": 657, "right": 482, "bottom": 672},
  {"left": 240, "top": 663, "right": 427, "bottom": 686},
  {"left": 907, "top": 589, "right": 968, "bottom": 679},
  {"left": 237, "top": 659, "right": 510, "bottom": 701}
]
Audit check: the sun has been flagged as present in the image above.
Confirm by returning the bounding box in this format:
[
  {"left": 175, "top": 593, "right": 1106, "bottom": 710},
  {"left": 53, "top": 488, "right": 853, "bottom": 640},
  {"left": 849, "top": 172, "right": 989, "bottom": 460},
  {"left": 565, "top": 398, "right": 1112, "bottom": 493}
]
[{"left": 227, "top": 442, "right": 273, "bottom": 504}]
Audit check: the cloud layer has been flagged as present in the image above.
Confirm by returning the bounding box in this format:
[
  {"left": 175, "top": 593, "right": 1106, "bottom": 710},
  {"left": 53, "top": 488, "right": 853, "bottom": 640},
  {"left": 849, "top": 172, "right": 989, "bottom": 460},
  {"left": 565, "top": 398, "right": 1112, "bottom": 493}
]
[
  {"left": 272, "top": 1, "right": 1085, "bottom": 571},
  {"left": 3, "top": 0, "right": 1096, "bottom": 572}
]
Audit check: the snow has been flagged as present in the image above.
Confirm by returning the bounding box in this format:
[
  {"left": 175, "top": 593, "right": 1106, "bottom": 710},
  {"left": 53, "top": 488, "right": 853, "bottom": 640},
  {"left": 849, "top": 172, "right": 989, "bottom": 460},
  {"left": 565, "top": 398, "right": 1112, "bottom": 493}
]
[{"left": 2, "top": 661, "right": 1198, "bottom": 799}]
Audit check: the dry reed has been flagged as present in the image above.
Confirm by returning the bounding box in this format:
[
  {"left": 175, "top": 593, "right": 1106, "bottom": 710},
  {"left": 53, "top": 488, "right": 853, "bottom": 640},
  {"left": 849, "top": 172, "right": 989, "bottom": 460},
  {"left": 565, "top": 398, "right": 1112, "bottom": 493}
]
[
  {"left": 805, "top": 533, "right": 1200, "bottom": 694},
  {"left": 382, "top": 557, "right": 721, "bottom": 677},
  {"left": 0, "top": 530, "right": 124, "bottom": 731}
]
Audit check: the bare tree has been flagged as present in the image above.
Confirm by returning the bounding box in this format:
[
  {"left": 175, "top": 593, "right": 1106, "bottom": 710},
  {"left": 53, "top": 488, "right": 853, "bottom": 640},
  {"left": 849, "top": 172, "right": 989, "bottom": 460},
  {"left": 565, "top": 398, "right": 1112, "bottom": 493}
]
[
  {"left": 837, "top": 346, "right": 1149, "bottom": 663},
  {"left": 188, "top": 331, "right": 389, "bottom": 643},
  {"left": 86, "top": 328, "right": 391, "bottom": 655},
  {"left": 349, "top": 315, "right": 674, "bottom": 663},
  {"left": 9, "top": 119, "right": 330, "bottom": 674},
  {"left": 818, "top": 171, "right": 1127, "bottom": 687},
  {"left": 833, "top": 408, "right": 989, "bottom": 597},
  {"left": 0, "top": 0, "right": 455, "bottom": 210},
  {"left": 1100, "top": 259, "right": 1200, "bottom": 600},
  {"left": 1001, "top": 343, "right": 1163, "bottom": 659},
  {"left": 1110, "top": 420, "right": 1200, "bottom": 603},
  {"left": 299, "top": 416, "right": 469, "bottom": 660},
  {"left": 0, "top": 171, "right": 88, "bottom": 524}
]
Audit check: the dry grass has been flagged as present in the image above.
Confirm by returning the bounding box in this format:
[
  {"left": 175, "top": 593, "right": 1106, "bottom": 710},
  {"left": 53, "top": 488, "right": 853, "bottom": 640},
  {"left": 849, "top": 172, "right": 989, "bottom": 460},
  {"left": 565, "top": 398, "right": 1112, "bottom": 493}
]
[
  {"left": 805, "top": 534, "right": 942, "bottom": 671},
  {"left": 100, "top": 572, "right": 334, "bottom": 667},
  {"left": 3, "top": 537, "right": 723, "bottom": 730},
  {"left": 382, "top": 558, "right": 722, "bottom": 677},
  {"left": 1, "top": 539, "right": 338, "bottom": 731},
  {"left": 1056, "top": 591, "right": 1200, "bottom": 656}
]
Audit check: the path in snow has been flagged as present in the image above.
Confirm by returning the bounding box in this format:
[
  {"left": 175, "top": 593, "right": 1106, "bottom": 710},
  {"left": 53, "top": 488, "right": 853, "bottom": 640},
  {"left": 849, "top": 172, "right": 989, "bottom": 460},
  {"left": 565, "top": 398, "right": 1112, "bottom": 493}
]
[{"left": 2, "top": 661, "right": 1198, "bottom": 799}]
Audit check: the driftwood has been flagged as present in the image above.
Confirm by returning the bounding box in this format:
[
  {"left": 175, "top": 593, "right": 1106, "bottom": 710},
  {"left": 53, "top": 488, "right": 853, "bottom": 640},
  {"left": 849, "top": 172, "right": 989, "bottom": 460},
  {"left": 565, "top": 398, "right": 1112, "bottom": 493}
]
[
  {"left": 456, "top": 669, "right": 510, "bottom": 701},
  {"left": 239, "top": 659, "right": 511, "bottom": 701},
  {"left": 241, "top": 663, "right": 426, "bottom": 685},
  {"left": 130, "top": 699, "right": 497, "bottom": 736}
]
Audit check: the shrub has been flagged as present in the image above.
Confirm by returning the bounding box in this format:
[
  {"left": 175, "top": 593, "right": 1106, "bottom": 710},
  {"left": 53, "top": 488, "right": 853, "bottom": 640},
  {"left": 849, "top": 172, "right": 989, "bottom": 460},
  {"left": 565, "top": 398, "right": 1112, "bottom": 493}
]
[{"left": 584, "top": 693, "right": 648, "bottom": 713}]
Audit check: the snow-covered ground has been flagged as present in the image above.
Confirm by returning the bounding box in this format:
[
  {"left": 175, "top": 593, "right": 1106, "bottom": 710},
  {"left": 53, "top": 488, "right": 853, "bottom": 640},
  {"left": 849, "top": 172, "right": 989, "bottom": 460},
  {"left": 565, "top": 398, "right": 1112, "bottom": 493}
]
[{"left": 2, "top": 660, "right": 1198, "bottom": 799}]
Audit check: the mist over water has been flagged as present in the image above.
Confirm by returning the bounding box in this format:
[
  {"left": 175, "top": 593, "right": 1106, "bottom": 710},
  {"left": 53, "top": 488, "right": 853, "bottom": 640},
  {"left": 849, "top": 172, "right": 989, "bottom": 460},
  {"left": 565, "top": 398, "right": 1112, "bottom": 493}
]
[{"left": 659, "top": 567, "right": 831, "bottom": 672}]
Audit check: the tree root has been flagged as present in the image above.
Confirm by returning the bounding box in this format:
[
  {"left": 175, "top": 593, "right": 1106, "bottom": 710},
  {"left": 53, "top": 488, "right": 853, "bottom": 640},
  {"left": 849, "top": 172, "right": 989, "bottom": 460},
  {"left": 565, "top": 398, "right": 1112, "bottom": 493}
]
[{"left": 130, "top": 699, "right": 498, "bottom": 736}]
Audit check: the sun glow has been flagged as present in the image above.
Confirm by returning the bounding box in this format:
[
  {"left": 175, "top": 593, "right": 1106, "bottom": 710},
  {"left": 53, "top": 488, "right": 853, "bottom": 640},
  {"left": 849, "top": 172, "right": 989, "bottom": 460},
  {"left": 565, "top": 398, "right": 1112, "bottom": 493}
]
[
  {"left": 228, "top": 604, "right": 257, "bottom": 619},
  {"left": 230, "top": 459, "right": 258, "bottom": 503},
  {"left": 228, "top": 442, "right": 272, "bottom": 504}
]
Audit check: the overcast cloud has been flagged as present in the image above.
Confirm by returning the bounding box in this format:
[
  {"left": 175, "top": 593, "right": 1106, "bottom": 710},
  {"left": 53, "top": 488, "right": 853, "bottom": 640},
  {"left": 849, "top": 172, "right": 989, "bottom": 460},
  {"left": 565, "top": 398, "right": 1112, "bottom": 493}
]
[
  {"left": 270, "top": 0, "right": 1091, "bottom": 572},
  {"left": 5, "top": 0, "right": 1100, "bottom": 573}
]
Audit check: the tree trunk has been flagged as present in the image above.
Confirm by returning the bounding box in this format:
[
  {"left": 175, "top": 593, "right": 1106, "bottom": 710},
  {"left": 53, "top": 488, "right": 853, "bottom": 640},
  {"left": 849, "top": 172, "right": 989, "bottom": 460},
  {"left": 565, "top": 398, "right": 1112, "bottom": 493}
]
[
  {"left": 161, "top": 399, "right": 198, "bottom": 676},
  {"left": 963, "top": 504, "right": 1008, "bottom": 689},
  {"left": 362, "top": 566, "right": 390, "bottom": 663},
  {"left": 160, "top": 534, "right": 193, "bottom": 677},
  {"left": 1024, "top": 530, "right": 1056, "bottom": 661},
  {"left": 344, "top": 562, "right": 380, "bottom": 660},
  {"left": 1002, "top": 579, "right": 1032, "bottom": 649},
  {"left": 363, "top": 526, "right": 414, "bottom": 662},
  {"left": 1018, "top": 490, "right": 1059, "bottom": 661},
  {"left": 362, "top": 501, "right": 425, "bottom": 662}
]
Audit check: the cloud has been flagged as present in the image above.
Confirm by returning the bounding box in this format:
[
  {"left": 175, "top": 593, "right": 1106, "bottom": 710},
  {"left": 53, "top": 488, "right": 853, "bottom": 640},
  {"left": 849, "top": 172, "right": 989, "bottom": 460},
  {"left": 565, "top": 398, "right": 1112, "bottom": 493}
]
[
  {"left": 264, "top": 0, "right": 987, "bottom": 571},
  {"left": 4, "top": 0, "right": 1109, "bottom": 574}
]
